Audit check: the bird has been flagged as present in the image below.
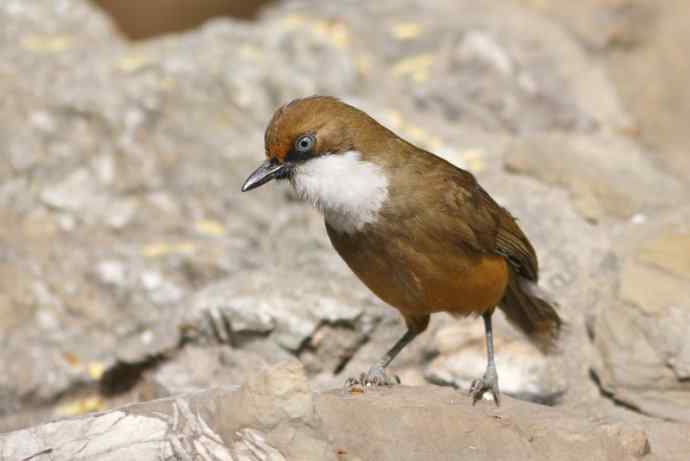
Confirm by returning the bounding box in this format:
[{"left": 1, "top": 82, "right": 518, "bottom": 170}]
[{"left": 241, "top": 96, "right": 562, "bottom": 405}]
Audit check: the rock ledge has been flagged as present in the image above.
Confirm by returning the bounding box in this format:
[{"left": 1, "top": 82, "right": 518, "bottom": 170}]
[{"left": 1, "top": 360, "right": 653, "bottom": 461}]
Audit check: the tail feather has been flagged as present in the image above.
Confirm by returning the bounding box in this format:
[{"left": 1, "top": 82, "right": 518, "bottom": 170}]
[{"left": 499, "top": 272, "right": 563, "bottom": 353}]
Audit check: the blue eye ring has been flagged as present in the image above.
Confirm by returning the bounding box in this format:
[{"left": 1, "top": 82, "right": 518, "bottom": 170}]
[{"left": 295, "top": 134, "right": 315, "bottom": 153}]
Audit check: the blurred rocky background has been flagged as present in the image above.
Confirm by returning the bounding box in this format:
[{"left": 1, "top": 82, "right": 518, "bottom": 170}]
[{"left": 0, "top": 0, "right": 689, "bottom": 459}]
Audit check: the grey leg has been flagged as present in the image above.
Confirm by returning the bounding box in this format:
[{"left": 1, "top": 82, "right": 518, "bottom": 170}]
[
  {"left": 469, "top": 312, "right": 501, "bottom": 406},
  {"left": 346, "top": 328, "right": 418, "bottom": 387}
]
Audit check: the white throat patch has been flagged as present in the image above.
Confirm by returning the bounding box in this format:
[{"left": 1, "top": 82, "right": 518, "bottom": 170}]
[{"left": 290, "top": 151, "right": 389, "bottom": 234}]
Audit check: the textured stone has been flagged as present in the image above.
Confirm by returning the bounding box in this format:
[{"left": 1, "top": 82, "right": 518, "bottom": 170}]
[
  {"left": 505, "top": 133, "right": 685, "bottom": 222},
  {"left": 592, "top": 207, "right": 690, "bottom": 422},
  {"left": 0, "top": 361, "right": 665, "bottom": 461},
  {"left": 318, "top": 386, "right": 646, "bottom": 461},
  {"left": 187, "top": 268, "right": 378, "bottom": 352},
  {"left": 426, "top": 319, "right": 567, "bottom": 404}
]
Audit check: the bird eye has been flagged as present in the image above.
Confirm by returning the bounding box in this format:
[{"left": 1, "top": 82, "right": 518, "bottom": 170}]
[{"left": 295, "top": 135, "right": 315, "bottom": 153}]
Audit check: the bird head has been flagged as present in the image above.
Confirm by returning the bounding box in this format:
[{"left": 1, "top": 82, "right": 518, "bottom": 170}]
[
  {"left": 241, "top": 96, "right": 399, "bottom": 234},
  {"left": 241, "top": 96, "right": 386, "bottom": 192}
]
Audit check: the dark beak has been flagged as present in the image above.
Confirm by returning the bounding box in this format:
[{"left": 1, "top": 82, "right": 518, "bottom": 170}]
[{"left": 241, "top": 159, "right": 288, "bottom": 192}]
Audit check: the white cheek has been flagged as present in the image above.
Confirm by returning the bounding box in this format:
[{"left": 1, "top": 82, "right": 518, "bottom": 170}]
[{"left": 290, "top": 151, "right": 389, "bottom": 234}]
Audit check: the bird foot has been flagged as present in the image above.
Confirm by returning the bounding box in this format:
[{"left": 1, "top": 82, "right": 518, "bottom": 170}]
[
  {"left": 469, "top": 366, "right": 500, "bottom": 407},
  {"left": 345, "top": 365, "right": 400, "bottom": 389}
]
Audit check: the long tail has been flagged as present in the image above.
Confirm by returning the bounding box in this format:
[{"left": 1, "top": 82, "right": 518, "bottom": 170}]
[{"left": 499, "top": 271, "right": 563, "bottom": 353}]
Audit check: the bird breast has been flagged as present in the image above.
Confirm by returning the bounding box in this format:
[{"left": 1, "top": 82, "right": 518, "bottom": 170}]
[{"left": 290, "top": 151, "right": 389, "bottom": 234}]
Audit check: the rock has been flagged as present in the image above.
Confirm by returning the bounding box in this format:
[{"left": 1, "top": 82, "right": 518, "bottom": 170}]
[
  {"left": 505, "top": 133, "right": 685, "bottom": 222},
  {"left": 605, "top": 0, "right": 690, "bottom": 180},
  {"left": 527, "top": 0, "right": 690, "bottom": 180},
  {"left": 518, "top": 0, "right": 652, "bottom": 51},
  {"left": 1, "top": 361, "right": 336, "bottom": 461},
  {"left": 218, "top": 360, "right": 337, "bottom": 461},
  {"left": 186, "top": 268, "right": 380, "bottom": 352},
  {"left": 40, "top": 168, "right": 100, "bottom": 212},
  {"left": 637, "top": 420, "right": 690, "bottom": 461},
  {"left": 228, "top": 360, "right": 317, "bottom": 427},
  {"left": 603, "top": 424, "right": 652, "bottom": 459},
  {"left": 143, "top": 345, "right": 294, "bottom": 399},
  {"left": 318, "top": 386, "right": 650, "bottom": 461},
  {"left": 636, "top": 230, "right": 690, "bottom": 286},
  {"left": 139, "top": 270, "right": 184, "bottom": 305},
  {"left": 144, "top": 345, "right": 241, "bottom": 397},
  {"left": 95, "top": 259, "right": 128, "bottom": 288},
  {"left": 334, "top": 311, "right": 430, "bottom": 388},
  {"left": 0, "top": 265, "right": 35, "bottom": 333},
  {"left": 271, "top": 0, "right": 631, "bottom": 134},
  {"left": 534, "top": 0, "right": 690, "bottom": 180},
  {"left": 426, "top": 319, "right": 567, "bottom": 404},
  {"left": 591, "top": 206, "right": 690, "bottom": 422},
  {"left": 0, "top": 360, "right": 664, "bottom": 461},
  {"left": 300, "top": 324, "right": 365, "bottom": 376}
]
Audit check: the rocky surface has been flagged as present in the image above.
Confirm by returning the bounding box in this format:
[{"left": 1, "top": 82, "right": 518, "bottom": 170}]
[
  {"left": 1, "top": 360, "right": 678, "bottom": 461},
  {"left": 527, "top": 0, "right": 690, "bottom": 180},
  {"left": 1, "top": 0, "right": 690, "bottom": 458},
  {"left": 505, "top": 133, "right": 684, "bottom": 223},
  {"left": 591, "top": 206, "right": 690, "bottom": 422}
]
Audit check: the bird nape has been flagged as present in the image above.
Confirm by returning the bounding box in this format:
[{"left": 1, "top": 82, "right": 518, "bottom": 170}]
[{"left": 241, "top": 95, "right": 562, "bottom": 406}]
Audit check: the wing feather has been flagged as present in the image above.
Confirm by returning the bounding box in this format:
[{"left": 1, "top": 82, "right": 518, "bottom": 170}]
[{"left": 431, "top": 164, "right": 539, "bottom": 280}]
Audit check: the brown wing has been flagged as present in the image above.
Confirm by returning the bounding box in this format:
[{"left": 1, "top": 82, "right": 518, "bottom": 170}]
[{"left": 421, "top": 159, "right": 539, "bottom": 281}]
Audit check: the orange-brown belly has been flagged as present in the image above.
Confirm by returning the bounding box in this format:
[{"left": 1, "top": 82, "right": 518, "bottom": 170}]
[
  {"left": 403, "top": 254, "right": 508, "bottom": 316},
  {"left": 327, "top": 226, "right": 510, "bottom": 317}
]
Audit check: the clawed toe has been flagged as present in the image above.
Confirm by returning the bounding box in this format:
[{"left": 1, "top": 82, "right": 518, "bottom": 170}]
[
  {"left": 344, "top": 366, "right": 400, "bottom": 389},
  {"left": 469, "top": 370, "right": 500, "bottom": 407}
]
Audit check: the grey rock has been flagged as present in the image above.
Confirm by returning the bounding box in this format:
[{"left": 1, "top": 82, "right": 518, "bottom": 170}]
[
  {"left": 591, "top": 206, "right": 690, "bottom": 422},
  {"left": 1, "top": 361, "right": 333, "bottom": 460},
  {"left": 318, "top": 386, "right": 649, "bottom": 461},
  {"left": 267, "top": 0, "right": 631, "bottom": 134},
  {"left": 0, "top": 360, "right": 669, "bottom": 461},
  {"left": 231, "top": 428, "right": 288, "bottom": 461},
  {"left": 95, "top": 260, "right": 128, "bottom": 288},
  {"left": 426, "top": 319, "right": 567, "bottom": 404},
  {"left": 189, "top": 282, "right": 279, "bottom": 341},
  {"left": 144, "top": 345, "right": 246, "bottom": 397},
  {"left": 218, "top": 360, "right": 337, "bottom": 461},
  {"left": 187, "top": 268, "right": 377, "bottom": 352},
  {"left": 140, "top": 270, "right": 184, "bottom": 305},
  {"left": 505, "top": 133, "right": 685, "bottom": 222},
  {"left": 39, "top": 166, "right": 138, "bottom": 229},
  {"left": 301, "top": 324, "right": 365, "bottom": 377},
  {"left": 2, "top": 410, "right": 174, "bottom": 460},
  {"left": 534, "top": 0, "right": 690, "bottom": 180},
  {"left": 40, "top": 168, "right": 99, "bottom": 212},
  {"left": 636, "top": 420, "right": 690, "bottom": 461}
]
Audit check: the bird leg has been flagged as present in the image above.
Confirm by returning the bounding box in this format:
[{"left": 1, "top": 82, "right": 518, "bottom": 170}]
[
  {"left": 346, "top": 328, "right": 418, "bottom": 388},
  {"left": 470, "top": 312, "right": 501, "bottom": 406}
]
